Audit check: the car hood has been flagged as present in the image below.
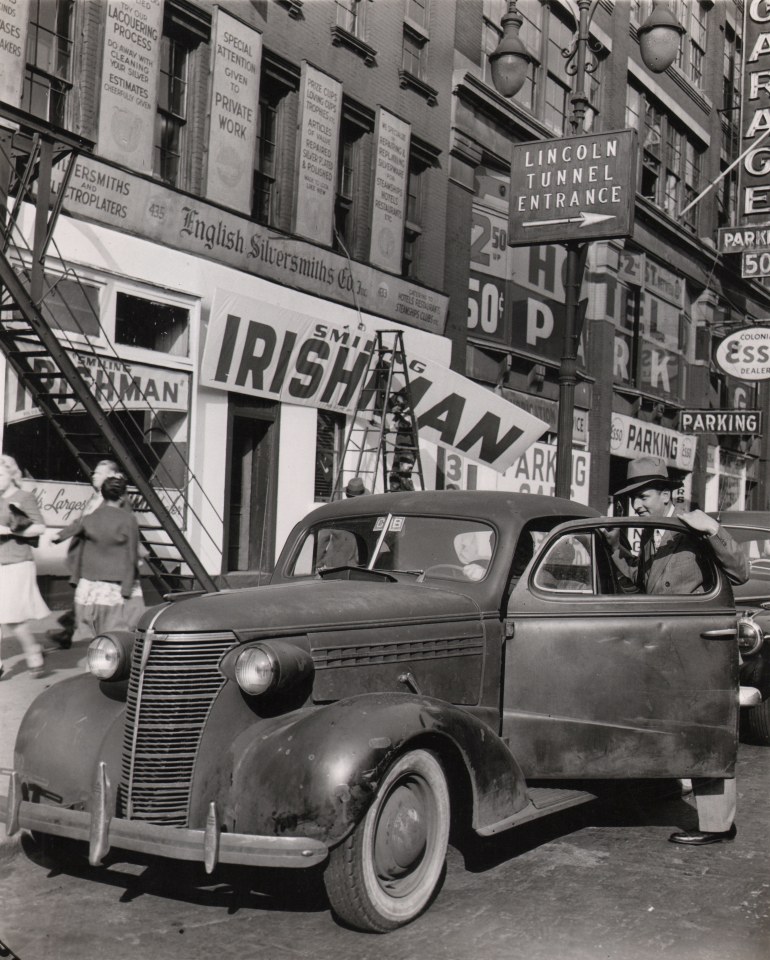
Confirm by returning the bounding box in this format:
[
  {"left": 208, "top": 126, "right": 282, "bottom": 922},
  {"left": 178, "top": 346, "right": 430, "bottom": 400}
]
[{"left": 148, "top": 578, "right": 481, "bottom": 638}]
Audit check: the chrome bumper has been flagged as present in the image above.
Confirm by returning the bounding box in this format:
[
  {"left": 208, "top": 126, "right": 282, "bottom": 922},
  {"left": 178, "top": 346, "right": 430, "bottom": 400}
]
[{"left": 0, "top": 764, "right": 328, "bottom": 871}]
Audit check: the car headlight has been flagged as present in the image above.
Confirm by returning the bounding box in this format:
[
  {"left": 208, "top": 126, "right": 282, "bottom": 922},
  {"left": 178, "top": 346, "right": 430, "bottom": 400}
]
[
  {"left": 87, "top": 634, "right": 130, "bottom": 680},
  {"left": 737, "top": 615, "right": 764, "bottom": 658},
  {"left": 230, "top": 640, "right": 314, "bottom": 697},
  {"left": 235, "top": 646, "right": 278, "bottom": 695}
]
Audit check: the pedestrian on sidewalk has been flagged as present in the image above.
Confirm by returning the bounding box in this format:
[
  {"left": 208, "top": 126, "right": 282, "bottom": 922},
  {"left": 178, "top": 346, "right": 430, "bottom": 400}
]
[
  {"left": 0, "top": 454, "right": 50, "bottom": 679},
  {"left": 48, "top": 458, "right": 122, "bottom": 647},
  {"left": 60, "top": 474, "right": 144, "bottom": 636}
]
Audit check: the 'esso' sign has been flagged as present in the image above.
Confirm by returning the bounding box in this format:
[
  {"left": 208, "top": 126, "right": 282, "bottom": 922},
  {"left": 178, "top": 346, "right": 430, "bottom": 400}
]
[{"left": 715, "top": 326, "right": 770, "bottom": 381}]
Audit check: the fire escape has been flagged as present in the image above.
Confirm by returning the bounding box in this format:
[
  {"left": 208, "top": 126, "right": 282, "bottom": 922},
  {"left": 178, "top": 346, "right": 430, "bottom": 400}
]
[{"left": 0, "top": 103, "right": 218, "bottom": 594}]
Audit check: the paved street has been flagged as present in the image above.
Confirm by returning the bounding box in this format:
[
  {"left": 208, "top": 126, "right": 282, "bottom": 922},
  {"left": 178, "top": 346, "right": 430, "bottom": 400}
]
[{"left": 1, "top": 628, "right": 769, "bottom": 960}]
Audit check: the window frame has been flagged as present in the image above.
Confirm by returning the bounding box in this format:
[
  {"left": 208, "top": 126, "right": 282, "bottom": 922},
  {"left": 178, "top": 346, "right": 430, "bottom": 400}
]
[{"left": 22, "top": 0, "right": 75, "bottom": 127}]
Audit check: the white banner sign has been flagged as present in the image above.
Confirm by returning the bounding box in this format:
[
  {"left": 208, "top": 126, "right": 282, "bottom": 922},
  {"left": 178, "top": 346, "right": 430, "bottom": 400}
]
[
  {"left": 97, "top": 0, "right": 163, "bottom": 171},
  {"left": 610, "top": 412, "right": 696, "bottom": 471},
  {"left": 439, "top": 444, "right": 591, "bottom": 504},
  {"left": 0, "top": 0, "right": 29, "bottom": 111},
  {"left": 369, "top": 108, "right": 410, "bottom": 273},
  {"left": 293, "top": 62, "right": 342, "bottom": 245},
  {"left": 205, "top": 9, "right": 262, "bottom": 211},
  {"left": 201, "top": 290, "right": 548, "bottom": 472},
  {"left": 5, "top": 352, "right": 190, "bottom": 424}
]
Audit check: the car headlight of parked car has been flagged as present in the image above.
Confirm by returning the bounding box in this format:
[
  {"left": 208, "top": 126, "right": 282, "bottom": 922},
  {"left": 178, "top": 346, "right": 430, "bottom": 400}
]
[
  {"left": 224, "top": 640, "right": 314, "bottom": 696},
  {"left": 737, "top": 615, "right": 764, "bottom": 658},
  {"left": 87, "top": 632, "right": 134, "bottom": 681}
]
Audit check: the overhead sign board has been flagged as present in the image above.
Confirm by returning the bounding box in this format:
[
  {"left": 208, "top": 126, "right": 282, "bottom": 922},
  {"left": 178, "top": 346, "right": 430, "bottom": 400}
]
[
  {"left": 718, "top": 224, "right": 770, "bottom": 254},
  {"left": 740, "top": 3, "right": 770, "bottom": 223},
  {"left": 741, "top": 249, "right": 770, "bottom": 278},
  {"left": 680, "top": 410, "right": 762, "bottom": 435},
  {"left": 202, "top": 290, "right": 549, "bottom": 473},
  {"left": 715, "top": 326, "right": 770, "bottom": 381},
  {"left": 508, "top": 130, "right": 637, "bottom": 247}
]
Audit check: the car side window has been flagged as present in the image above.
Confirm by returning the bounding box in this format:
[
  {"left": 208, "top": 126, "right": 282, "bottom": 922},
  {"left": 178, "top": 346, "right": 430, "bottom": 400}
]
[
  {"left": 597, "top": 524, "right": 717, "bottom": 596},
  {"left": 533, "top": 533, "right": 593, "bottom": 594}
]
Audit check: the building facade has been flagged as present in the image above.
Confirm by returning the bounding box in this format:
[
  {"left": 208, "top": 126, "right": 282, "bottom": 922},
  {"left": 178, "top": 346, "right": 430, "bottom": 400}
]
[
  {"left": 0, "top": 0, "right": 768, "bottom": 594},
  {"left": 449, "top": 0, "right": 770, "bottom": 513}
]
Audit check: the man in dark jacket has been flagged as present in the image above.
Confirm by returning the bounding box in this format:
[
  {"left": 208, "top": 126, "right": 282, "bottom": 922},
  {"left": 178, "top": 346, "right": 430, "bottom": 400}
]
[{"left": 611, "top": 456, "right": 749, "bottom": 847}]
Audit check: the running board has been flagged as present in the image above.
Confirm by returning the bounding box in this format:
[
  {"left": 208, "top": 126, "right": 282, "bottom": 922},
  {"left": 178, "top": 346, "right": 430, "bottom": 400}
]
[{"left": 477, "top": 786, "right": 598, "bottom": 837}]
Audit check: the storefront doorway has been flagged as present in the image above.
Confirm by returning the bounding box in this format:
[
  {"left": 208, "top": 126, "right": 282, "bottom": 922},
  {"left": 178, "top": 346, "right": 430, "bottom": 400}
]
[{"left": 225, "top": 398, "right": 279, "bottom": 575}]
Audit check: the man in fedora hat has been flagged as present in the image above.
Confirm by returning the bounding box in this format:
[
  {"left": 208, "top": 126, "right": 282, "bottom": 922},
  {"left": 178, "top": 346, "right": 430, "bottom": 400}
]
[{"left": 611, "top": 455, "right": 749, "bottom": 846}]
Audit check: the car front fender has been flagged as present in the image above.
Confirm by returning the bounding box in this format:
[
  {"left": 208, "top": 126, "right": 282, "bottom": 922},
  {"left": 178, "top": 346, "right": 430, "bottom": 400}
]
[
  {"left": 224, "top": 692, "right": 528, "bottom": 847},
  {"left": 13, "top": 674, "right": 125, "bottom": 809}
]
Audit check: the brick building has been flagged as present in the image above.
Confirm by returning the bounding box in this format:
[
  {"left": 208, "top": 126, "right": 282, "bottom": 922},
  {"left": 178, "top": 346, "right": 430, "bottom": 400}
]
[
  {"left": 0, "top": 0, "right": 767, "bottom": 592},
  {"left": 449, "top": 0, "right": 770, "bottom": 513}
]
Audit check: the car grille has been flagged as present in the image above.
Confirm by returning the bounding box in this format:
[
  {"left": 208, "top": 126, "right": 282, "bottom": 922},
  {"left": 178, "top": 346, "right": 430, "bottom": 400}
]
[{"left": 119, "top": 629, "right": 237, "bottom": 826}]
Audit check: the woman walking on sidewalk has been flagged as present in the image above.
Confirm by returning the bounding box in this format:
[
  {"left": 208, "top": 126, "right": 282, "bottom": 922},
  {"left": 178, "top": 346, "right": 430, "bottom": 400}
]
[{"left": 0, "top": 454, "right": 49, "bottom": 679}]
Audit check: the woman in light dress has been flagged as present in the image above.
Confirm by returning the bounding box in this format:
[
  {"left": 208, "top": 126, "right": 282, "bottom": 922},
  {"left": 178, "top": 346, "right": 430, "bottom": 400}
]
[{"left": 0, "top": 455, "right": 49, "bottom": 679}]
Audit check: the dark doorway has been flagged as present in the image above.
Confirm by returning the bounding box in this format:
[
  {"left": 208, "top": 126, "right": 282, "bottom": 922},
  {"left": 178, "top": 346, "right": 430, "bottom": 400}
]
[{"left": 225, "top": 399, "right": 279, "bottom": 576}]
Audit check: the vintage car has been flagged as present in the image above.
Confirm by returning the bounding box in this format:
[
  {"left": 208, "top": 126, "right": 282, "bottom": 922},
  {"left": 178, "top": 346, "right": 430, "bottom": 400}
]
[
  {"left": 709, "top": 510, "right": 770, "bottom": 744},
  {"left": 0, "top": 491, "right": 761, "bottom": 933}
]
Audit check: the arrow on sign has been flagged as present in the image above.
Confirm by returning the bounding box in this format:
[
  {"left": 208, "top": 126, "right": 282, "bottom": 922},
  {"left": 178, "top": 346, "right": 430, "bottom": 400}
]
[{"left": 522, "top": 211, "right": 617, "bottom": 229}]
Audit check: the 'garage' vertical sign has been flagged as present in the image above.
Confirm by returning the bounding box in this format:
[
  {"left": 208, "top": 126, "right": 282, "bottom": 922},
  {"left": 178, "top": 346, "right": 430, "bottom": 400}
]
[{"left": 741, "top": 1, "right": 770, "bottom": 222}]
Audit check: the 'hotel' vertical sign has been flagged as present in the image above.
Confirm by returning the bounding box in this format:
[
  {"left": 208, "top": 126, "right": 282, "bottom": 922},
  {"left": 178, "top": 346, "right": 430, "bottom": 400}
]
[
  {"left": 369, "top": 108, "right": 410, "bottom": 273},
  {"left": 205, "top": 8, "right": 262, "bottom": 212},
  {"left": 293, "top": 62, "right": 342, "bottom": 246},
  {"left": 741, "top": 1, "right": 770, "bottom": 222},
  {"left": 97, "top": 0, "right": 163, "bottom": 172}
]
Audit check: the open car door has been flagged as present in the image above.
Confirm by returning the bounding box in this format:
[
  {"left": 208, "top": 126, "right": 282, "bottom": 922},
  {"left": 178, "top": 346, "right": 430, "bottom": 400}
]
[{"left": 502, "top": 517, "right": 740, "bottom": 780}]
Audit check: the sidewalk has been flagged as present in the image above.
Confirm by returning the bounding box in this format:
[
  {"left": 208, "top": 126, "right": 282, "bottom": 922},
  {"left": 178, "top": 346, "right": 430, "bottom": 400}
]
[{"left": 0, "top": 610, "right": 91, "bottom": 862}]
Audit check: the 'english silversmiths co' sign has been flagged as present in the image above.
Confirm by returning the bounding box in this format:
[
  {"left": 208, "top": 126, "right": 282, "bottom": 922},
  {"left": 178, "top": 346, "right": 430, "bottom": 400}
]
[
  {"left": 715, "top": 325, "right": 770, "bottom": 381},
  {"left": 508, "top": 130, "right": 637, "bottom": 246}
]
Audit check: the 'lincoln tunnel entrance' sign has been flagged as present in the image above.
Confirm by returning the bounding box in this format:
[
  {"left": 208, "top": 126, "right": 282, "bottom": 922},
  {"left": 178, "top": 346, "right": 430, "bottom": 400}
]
[{"left": 508, "top": 130, "right": 637, "bottom": 246}]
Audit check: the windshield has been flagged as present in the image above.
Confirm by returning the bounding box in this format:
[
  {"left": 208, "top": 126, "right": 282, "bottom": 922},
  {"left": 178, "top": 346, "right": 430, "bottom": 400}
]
[{"left": 287, "top": 514, "right": 497, "bottom": 583}]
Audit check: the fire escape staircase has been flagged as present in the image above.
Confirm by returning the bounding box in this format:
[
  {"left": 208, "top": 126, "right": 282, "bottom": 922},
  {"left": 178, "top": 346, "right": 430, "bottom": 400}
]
[
  {"left": 0, "top": 109, "right": 217, "bottom": 594},
  {"left": 332, "top": 330, "right": 424, "bottom": 497}
]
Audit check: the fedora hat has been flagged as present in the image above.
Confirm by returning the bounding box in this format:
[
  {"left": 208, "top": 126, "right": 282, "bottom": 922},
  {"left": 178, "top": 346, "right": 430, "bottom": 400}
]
[
  {"left": 615, "top": 456, "right": 681, "bottom": 498},
  {"left": 345, "top": 477, "right": 368, "bottom": 497}
]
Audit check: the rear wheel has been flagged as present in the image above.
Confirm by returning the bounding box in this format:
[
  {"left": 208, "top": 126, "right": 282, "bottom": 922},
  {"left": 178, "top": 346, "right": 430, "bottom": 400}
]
[{"left": 324, "top": 749, "right": 450, "bottom": 932}]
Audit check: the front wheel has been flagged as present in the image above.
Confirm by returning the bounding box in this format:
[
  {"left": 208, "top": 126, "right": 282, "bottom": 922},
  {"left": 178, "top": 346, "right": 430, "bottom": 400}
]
[
  {"left": 741, "top": 697, "right": 770, "bottom": 745},
  {"left": 324, "top": 749, "right": 450, "bottom": 932}
]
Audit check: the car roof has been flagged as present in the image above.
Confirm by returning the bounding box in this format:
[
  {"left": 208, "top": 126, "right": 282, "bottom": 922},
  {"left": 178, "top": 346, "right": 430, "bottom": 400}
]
[
  {"left": 302, "top": 490, "right": 599, "bottom": 527},
  {"left": 707, "top": 510, "right": 770, "bottom": 531}
]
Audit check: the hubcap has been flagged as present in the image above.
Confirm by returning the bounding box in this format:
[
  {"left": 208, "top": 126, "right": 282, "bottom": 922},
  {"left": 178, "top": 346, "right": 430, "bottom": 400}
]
[{"left": 374, "top": 779, "right": 429, "bottom": 884}]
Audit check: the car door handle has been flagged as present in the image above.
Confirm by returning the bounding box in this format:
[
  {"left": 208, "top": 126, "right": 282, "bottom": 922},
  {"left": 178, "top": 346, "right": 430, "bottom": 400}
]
[{"left": 700, "top": 628, "right": 736, "bottom": 639}]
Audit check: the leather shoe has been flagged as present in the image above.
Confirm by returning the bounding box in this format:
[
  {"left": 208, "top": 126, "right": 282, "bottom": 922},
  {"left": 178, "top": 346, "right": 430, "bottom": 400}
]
[{"left": 669, "top": 823, "right": 736, "bottom": 845}]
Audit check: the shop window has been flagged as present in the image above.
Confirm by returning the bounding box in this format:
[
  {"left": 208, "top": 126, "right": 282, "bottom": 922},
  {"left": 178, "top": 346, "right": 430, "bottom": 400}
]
[
  {"left": 672, "top": 0, "right": 707, "bottom": 87},
  {"left": 718, "top": 23, "right": 741, "bottom": 229},
  {"left": 154, "top": 1, "right": 210, "bottom": 188},
  {"left": 315, "top": 410, "right": 345, "bottom": 501},
  {"left": 252, "top": 81, "right": 281, "bottom": 225},
  {"left": 613, "top": 273, "right": 688, "bottom": 404},
  {"left": 22, "top": 0, "right": 74, "bottom": 126},
  {"left": 115, "top": 293, "right": 190, "bottom": 358},
  {"left": 40, "top": 274, "right": 101, "bottom": 337},
  {"left": 333, "top": 106, "right": 372, "bottom": 256},
  {"left": 627, "top": 84, "right": 703, "bottom": 232},
  {"left": 400, "top": 1, "right": 437, "bottom": 104},
  {"left": 402, "top": 156, "right": 424, "bottom": 278}
]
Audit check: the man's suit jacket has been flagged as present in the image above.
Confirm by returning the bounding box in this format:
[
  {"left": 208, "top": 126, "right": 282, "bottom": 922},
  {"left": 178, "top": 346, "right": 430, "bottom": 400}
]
[{"left": 620, "top": 510, "right": 749, "bottom": 595}]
